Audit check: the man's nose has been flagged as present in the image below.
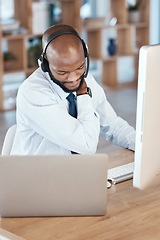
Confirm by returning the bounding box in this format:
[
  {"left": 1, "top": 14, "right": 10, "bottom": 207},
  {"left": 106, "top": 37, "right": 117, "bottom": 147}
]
[{"left": 67, "top": 71, "right": 79, "bottom": 82}]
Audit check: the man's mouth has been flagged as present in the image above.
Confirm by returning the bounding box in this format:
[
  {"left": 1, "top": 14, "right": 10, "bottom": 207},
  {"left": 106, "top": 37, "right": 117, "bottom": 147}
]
[{"left": 64, "top": 79, "right": 80, "bottom": 88}]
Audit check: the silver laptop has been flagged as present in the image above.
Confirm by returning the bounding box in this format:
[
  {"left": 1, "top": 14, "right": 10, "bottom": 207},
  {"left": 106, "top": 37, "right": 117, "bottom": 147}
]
[{"left": 0, "top": 154, "right": 108, "bottom": 217}]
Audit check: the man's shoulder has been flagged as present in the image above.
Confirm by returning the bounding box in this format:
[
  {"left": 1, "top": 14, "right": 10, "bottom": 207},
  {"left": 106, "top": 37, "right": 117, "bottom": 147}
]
[
  {"left": 27, "top": 67, "right": 48, "bottom": 82},
  {"left": 86, "top": 73, "right": 103, "bottom": 90},
  {"left": 21, "top": 68, "right": 50, "bottom": 88},
  {"left": 18, "top": 68, "right": 53, "bottom": 100}
]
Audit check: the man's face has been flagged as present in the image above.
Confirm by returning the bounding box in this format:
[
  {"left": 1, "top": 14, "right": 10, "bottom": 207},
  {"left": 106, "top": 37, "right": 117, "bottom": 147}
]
[{"left": 46, "top": 40, "right": 86, "bottom": 92}]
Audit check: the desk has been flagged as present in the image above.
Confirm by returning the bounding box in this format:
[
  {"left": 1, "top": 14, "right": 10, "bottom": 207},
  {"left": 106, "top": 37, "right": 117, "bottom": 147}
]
[{"left": 1, "top": 149, "right": 160, "bottom": 240}]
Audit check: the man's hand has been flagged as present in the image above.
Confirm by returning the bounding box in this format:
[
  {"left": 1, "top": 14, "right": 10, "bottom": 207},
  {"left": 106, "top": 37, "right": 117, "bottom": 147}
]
[{"left": 76, "top": 80, "right": 88, "bottom": 96}]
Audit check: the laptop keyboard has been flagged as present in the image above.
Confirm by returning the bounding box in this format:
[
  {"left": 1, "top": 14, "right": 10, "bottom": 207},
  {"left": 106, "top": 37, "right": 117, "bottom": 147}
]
[{"left": 108, "top": 162, "right": 134, "bottom": 184}]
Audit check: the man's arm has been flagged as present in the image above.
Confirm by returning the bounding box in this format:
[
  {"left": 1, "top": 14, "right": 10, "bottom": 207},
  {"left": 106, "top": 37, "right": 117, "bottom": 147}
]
[{"left": 16, "top": 79, "right": 100, "bottom": 154}]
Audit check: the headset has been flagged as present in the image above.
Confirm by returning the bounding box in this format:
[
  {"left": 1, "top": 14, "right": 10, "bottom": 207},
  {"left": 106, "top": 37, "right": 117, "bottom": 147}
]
[{"left": 39, "top": 27, "right": 89, "bottom": 78}]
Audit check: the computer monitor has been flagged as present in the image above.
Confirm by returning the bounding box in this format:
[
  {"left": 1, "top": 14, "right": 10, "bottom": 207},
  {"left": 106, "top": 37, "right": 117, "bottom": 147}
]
[{"left": 133, "top": 44, "right": 160, "bottom": 190}]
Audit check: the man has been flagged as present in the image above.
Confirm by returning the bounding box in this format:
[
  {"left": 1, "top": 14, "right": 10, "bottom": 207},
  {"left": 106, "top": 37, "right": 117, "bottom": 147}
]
[{"left": 11, "top": 24, "right": 135, "bottom": 155}]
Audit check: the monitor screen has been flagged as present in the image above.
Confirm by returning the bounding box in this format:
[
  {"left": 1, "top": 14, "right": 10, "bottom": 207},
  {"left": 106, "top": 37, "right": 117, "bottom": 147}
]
[{"left": 133, "top": 44, "right": 160, "bottom": 190}]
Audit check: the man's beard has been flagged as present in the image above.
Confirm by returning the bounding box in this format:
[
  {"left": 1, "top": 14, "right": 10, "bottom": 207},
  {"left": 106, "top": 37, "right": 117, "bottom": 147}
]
[{"left": 48, "top": 69, "right": 84, "bottom": 93}]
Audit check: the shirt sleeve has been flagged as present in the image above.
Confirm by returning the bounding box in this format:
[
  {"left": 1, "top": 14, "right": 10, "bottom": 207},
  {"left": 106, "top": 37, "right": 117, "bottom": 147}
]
[
  {"left": 97, "top": 93, "right": 135, "bottom": 151},
  {"left": 87, "top": 75, "right": 135, "bottom": 151}
]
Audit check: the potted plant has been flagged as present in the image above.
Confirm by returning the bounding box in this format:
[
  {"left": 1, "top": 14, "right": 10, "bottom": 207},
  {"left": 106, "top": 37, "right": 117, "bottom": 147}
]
[
  {"left": 3, "top": 51, "right": 17, "bottom": 71},
  {"left": 128, "top": 0, "right": 143, "bottom": 23}
]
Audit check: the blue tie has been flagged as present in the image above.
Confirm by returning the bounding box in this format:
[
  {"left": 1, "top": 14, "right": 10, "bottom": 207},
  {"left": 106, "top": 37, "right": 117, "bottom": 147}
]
[
  {"left": 67, "top": 93, "right": 78, "bottom": 154},
  {"left": 66, "top": 93, "right": 77, "bottom": 118}
]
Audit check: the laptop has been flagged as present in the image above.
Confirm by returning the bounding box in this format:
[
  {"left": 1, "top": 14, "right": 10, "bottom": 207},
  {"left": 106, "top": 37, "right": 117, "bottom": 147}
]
[{"left": 0, "top": 154, "right": 108, "bottom": 217}]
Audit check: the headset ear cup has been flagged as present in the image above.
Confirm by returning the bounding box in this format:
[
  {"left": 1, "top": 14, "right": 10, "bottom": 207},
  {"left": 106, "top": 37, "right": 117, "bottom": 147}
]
[
  {"left": 41, "top": 55, "right": 50, "bottom": 72},
  {"left": 84, "top": 54, "right": 89, "bottom": 78},
  {"left": 81, "top": 40, "right": 89, "bottom": 78},
  {"left": 81, "top": 40, "right": 88, "bottom": 58}
]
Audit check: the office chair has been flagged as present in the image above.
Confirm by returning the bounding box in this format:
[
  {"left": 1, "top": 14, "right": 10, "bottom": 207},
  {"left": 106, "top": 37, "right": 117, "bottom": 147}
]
[{"left": 1, "top": 124, "right": 17, "bottom": 155}]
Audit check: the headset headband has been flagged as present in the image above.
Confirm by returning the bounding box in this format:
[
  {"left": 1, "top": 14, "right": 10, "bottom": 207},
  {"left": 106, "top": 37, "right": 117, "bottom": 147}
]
[{"left": 43, "top": 28, "right": 82, "bottom": 54}]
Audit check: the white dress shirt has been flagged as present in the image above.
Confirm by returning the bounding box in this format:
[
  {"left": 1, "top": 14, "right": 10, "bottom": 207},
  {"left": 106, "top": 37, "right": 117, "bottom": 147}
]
[{"left": 10, "top": 68, "right": 135, "bottom": 155}]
